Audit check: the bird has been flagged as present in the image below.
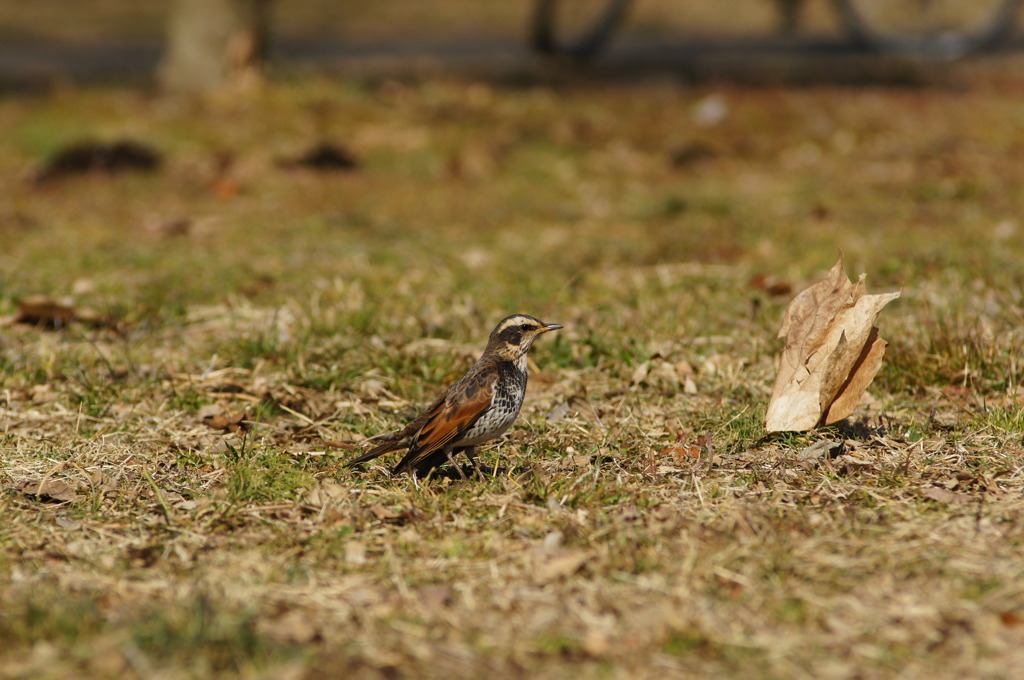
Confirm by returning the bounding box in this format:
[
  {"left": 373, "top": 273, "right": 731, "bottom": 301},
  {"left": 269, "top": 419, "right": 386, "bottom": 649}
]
[{"left": 346, "top": 314, "right": 562, "bottom": 478}]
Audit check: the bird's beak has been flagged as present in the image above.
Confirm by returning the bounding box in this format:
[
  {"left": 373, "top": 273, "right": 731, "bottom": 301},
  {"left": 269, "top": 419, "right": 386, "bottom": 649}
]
[{"left": 540, "top": 323, "right": 563, "bottom": 333}]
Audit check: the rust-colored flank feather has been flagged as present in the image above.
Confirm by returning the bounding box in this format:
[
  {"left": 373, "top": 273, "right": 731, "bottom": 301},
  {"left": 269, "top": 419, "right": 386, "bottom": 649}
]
[{"left": 346, "top": 314, "right": 562, "bottom": 478}]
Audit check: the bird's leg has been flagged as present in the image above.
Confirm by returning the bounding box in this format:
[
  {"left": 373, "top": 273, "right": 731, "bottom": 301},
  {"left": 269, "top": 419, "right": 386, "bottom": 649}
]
[
  {"left": 464, "top": 446, "right": 484, "bottom": 480},
  {"left": 447, "top": 447, "right": 468, "bottom": 480}
]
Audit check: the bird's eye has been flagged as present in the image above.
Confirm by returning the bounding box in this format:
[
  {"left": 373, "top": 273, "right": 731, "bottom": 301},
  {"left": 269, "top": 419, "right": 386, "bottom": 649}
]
[{"left": 520, "top": 323, "right": 534, "bottom": 332}]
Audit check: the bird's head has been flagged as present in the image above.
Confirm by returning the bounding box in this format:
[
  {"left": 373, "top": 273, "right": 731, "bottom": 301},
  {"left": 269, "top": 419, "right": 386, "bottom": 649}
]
[{"left": 485, "top": 314, "right": 562, "bottom": 361}]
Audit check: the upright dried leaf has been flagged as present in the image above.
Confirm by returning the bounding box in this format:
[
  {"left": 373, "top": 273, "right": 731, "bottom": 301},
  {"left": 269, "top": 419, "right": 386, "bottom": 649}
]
[
  {"left": 822, "top": 326, "right": 887, "bottom": 425},
  {"left": 765, "top": 257, "right": 900, "bottom": 433}
]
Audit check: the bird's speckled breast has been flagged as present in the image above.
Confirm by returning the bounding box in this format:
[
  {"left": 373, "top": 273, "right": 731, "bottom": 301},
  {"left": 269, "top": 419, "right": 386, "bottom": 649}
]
[{"left": 455, "top": 358, "right": 527, "bottom": 446}]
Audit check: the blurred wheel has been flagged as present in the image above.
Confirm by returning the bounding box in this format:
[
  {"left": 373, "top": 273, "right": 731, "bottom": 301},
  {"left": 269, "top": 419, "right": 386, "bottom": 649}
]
[
  {"left": 530, "top": 0, "right": 631, "bottom": 58},
  {"left": 833, "top": 0, "right": 1021, "bottom": 59}
]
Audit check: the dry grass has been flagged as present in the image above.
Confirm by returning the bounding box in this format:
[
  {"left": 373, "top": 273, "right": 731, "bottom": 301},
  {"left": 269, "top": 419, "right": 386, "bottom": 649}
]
[{"left": 4, "top": 16, "right": 1024, "bottom": 678}]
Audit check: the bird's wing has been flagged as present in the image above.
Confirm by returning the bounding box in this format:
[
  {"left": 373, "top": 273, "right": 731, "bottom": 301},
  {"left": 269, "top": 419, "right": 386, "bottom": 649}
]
[{"left": 392, "top": 370, "right": 494, "bottom": 475}]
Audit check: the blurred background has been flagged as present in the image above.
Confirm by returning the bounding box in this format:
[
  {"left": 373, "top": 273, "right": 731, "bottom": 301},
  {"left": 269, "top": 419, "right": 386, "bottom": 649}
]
[
  {"left": 3, "top": 0, "right": 1022, "bottom": 88},
  {"left": 4, "top": 0, "right": 1024, "bottom": 360}
]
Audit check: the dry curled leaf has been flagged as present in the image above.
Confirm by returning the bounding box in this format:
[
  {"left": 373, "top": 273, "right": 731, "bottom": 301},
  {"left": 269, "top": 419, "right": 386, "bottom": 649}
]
[
  {"left": 749, "top": 273, "right": 793, "bottom": 297},
  {"left": 921, "top": 485, "right": 974, "bottom": 505},
  {"left": 535, "top": 550, "right": 589, "bottom": 584},
  {"left": 279, "top": 141, "right": 359, "bottom": 172},
  {"left": 1000, "top": 611, "right": 1022, "bottom": 628},
  {"left": 302, "top": 479, "right": 348, "bottom": 509},
  {"left": 765, "top": 257, "right": 900, "bottom": 433},
  {"left": 658, "top": 445, "right": 702, "bottom": 464},
  {"left": 12, "top": 295, "right": 76, "bottom": 328},
  {"left": 3, "top": 295, "right": 118, "bottom": 331},
  {"left": 32, "top": 139, "right": 161, "bottom": 184},
  {"left": 197, "top": 403, "right": 250, "bottom": 433},
  {"left": 205, "top": 413, "right": 248, "bottom": 433},
  {"left": 256, "top": 608, "right": 321, "bottom": 644},
  {"left": 16, "top": 479, "right": 80, "bottom": 503},
  {"left": 368, "top": 504, "right": 414, "bottom": 524}
]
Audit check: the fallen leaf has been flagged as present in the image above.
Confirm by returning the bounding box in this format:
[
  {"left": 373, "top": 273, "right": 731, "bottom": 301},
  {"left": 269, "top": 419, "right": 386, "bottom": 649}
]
[
  {"left": 542, "top": 530, "right": 564, "bottom": 554},
  {"left": 1000, "top": 611, "right": 1022, "bottom": 627},
  {"left": 27, "top": 384, "right": 58, "bottom": 403},
  {"left": 796, "top": 440, "right": 844, "bottom": 468},
  {"left": 749, "top": 273, "right": 793, "bottom": 297},
  {"left": 921, "top": 486, "right": 974, "bottom": 505},
  {"left": 280, "top": 142, "right": 358, "bottom": 172},
  {"left": 196, "top": 404, "right": 224, "bottom": 420},
  {"left": 17, "top": 479, "right": 80, "bottom": 503},
  {"left": 546, "top": 401, "right": 571, "bottom": 422},
  {"left": 630, "top": 362, "right": 650, "bottom": 385},
  {"left": 32, "top": 139, "right": 161, "bottom": 184},
  {"left": 552, "top": 454, "right": 594, "bottom": 470},
  {"left": 447, "top": 141, "right": 498, "bottom": 181},
  {"left": 211, "top": 177, "right": 241, "bottom": 197},
  {"left": 344, "top": 541, "right": 368, "bottom": 565},
  {"left": 13, "top": 296, "right": 76, "bottom": 328},
  {"left": 668, "top": 141, "right": 717, "bottom": 169},
  {"left": 126, "top": 543, "right": 165, "bottom": 567},
  {"left": 765, "top": 257, "right": 900, "bottom": 432},
  {"left": 418, "top": 586, "right": 453, "bottom": 611},
  {"left": 834, "top": 454, "right": 879, "bottom": 475},
  {"left": 5, "top": 295, "right": 118, "bottom": 331},
  {"left": 256, "top": 608, "right": 321, "bottom": 644},
  {"left": 536, "top": 550, "right": 589, "bottom": 584},
  {"left": 632, "top": 359, "right": 693, "bottom": 391},
  {"left": 204, "top": 411, "right": 248, "bottom": 433},
  {"left": 143, "top": 215, "right": 192, "bottom": 237},
  {"left": 71, "top": 278, "right": 96, "bottom": 295},
  {"left": 368, "top": 504, "right": 413, "bottom": 524},
  {"left": 658, "top": 445, "right": 702, "bottom": 464}
]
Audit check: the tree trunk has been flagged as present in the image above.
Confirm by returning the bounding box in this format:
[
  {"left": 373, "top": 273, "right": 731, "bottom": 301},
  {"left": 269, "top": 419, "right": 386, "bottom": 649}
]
[{"left": 159, "top": 0, "right": 270, "bottom": 94}]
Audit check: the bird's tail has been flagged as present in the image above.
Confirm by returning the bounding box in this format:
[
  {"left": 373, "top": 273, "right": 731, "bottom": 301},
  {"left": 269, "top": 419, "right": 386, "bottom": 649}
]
[{"left": 345, "top": 434, "right": 406, "bottom": 467}]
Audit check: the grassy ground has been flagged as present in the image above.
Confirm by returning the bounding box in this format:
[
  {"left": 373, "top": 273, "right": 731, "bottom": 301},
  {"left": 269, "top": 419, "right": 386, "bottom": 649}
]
[{"left": 3, "top": 38, "right": 1024, "bottom": 680}]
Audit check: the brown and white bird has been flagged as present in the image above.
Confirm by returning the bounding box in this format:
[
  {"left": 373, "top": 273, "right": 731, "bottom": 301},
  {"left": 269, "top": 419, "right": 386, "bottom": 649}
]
[{"left": 346, "top": 314, "right": 562, "bottom": 478}]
